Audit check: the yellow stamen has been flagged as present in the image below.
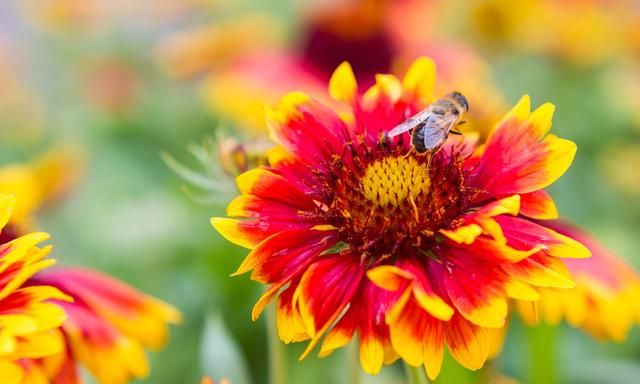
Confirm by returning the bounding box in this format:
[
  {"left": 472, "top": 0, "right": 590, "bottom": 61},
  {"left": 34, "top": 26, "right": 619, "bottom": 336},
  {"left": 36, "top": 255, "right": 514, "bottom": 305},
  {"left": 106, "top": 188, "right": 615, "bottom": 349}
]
[{"left": 360, "top": 156, "right": 430, "bottom": 208}]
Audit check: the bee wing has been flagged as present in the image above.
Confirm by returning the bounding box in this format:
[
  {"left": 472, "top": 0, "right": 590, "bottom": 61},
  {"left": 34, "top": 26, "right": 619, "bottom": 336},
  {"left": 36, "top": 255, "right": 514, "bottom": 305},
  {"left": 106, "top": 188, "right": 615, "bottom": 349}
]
[
  {"left": 423, "top": 113, "right": 460, "bottom": 150},
  {"left": 387, "top": 109, "right": 432, "bottom": 137}
]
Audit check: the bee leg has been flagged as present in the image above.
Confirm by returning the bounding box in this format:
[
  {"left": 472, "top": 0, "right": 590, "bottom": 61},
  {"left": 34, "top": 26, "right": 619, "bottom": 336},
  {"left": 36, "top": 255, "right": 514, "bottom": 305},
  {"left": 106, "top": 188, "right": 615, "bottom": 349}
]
[
  {"left": 450, "top": 130, "right": 463, "bottom": 135},
  {"left": 457, "top": 120, "right": 467, "bottom": 125},
  {"left": 426, "top": 152, "right": 433, "bottom": 170},
  {"left": 403, "top": 147, "right": 414, "bottom": 159}
]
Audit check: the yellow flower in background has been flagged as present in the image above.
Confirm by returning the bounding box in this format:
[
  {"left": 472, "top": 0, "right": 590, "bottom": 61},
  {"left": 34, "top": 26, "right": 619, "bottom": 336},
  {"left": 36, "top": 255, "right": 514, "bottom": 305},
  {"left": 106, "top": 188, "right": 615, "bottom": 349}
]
[
  {"left": 18, "top": 0, "right": 108, "bottom": 34},
  {"left": 0, "top": 146, "right": 85, "bottom": 235},
  {"left": 0, "top": 194, "right": 72, "bottom": 382},
  {"left": 466, "top": 0, "right": 629, "bottom": 66},
  {"left": 201, "top": 53, "right": 333, "bottom": 136},
  {"left": 0, "top": 152, "right": 181, "bottom": 383},
  {"left": 624, "top": 5, "right": 640, "bottom": 57},
  {"left": 19, "top": 0, "right": 218, "bottom": 36},
  {"left": 602, "top": 59, "right": 640, "bottom": 130},
  {"left": 600, "top": 143, "right": 640, "bottom": 197},
  {"left": 517, "top": 221, "right": 640, "bottom": 342},
  {"left": 154, "top": 14, "right": 283, "bottom": 80}
]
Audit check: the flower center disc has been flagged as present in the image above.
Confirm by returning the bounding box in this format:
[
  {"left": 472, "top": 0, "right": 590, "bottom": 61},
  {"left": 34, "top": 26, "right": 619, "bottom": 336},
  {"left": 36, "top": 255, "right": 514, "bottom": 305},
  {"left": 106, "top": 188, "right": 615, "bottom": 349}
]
[
  {"left": 360, "top": 156, "right": 430, "bottom": 208},
  {"left": 328, "top": 150, "right": 472, "bottom": 260}
]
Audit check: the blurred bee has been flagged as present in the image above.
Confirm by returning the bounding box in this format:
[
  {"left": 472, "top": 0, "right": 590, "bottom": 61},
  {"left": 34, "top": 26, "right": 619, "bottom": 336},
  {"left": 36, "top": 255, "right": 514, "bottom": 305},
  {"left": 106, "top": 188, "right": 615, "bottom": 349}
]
[{"left": 388, "top": 91, "right": 469, "bottom": 158}]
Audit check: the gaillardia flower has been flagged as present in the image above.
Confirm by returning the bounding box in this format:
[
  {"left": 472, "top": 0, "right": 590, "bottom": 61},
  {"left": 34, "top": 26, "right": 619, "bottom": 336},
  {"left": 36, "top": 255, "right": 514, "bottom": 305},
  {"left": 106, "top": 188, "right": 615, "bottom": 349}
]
[
  {"left": 0, "top": 153, "right": 180, "bottom": 383},
  {"left": 212, "top": 57, "right": 590, "bottom": 378},
  {"left": 0, "top": 193, "right": 71, "bottom": 381},
  {"left": 517, "top": 221, "right": 640, "bottom": 342},
  {"left": 30, "top": 268, "right": 182, "bottom": 383}
]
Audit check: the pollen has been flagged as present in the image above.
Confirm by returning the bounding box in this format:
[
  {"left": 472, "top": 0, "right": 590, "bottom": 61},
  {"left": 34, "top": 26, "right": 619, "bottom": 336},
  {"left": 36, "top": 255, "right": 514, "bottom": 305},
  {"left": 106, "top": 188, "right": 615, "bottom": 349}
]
[{"left": 360, "top": 156, "right": 430, "bottom": 208}]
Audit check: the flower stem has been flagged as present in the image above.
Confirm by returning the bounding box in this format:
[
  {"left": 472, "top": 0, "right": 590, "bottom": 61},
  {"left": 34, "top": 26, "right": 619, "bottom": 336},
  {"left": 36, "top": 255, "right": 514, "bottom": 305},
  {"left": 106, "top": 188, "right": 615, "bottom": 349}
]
[
  {"left": 267, "top": 303, "right": 286, "bottom": 384},
  {"left": 527, "top": 323, "right": 557, "bottom": 384},
  {"left": 347, "top": 341, "right": 362, "bottom": 384},
  {"left": 476, "top": 360, "right": 495, "bottom": 384},
  {"left": 404, "top": 362, "right": 428, "bottom": 384}
]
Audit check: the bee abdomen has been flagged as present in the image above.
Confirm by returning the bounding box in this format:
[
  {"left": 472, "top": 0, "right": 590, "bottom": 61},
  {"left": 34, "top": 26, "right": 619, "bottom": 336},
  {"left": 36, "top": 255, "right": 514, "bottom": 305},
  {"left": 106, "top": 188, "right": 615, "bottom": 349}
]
[{"left": 411, "top": 124, "right": 428, "bottom": 153}]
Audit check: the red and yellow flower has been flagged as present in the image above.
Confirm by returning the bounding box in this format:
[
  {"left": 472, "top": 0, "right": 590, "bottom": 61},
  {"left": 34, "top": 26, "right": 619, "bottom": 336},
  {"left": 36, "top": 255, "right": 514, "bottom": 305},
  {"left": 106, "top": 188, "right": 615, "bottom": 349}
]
[
  {"left": 0, "top": 153, "right": 181, "bottom": 383},
  {"left": 517, "top": 221, "right": 640, "bottom": 342},
  {"left": 213, "top": 57, "right": 590, "bottom": 378},
  {"left": 0, "top": 193, "right": 71, "bottom": 382},
  {"left": 29, "top": 268, "right": 182, "bottom": 383}
]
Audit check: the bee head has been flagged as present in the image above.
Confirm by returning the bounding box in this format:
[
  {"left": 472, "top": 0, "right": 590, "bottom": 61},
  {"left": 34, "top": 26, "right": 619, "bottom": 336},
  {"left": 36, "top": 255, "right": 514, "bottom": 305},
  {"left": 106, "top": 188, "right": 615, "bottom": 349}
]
[{"left": 447, "top": 91, "right": 469, "bottom": 113}]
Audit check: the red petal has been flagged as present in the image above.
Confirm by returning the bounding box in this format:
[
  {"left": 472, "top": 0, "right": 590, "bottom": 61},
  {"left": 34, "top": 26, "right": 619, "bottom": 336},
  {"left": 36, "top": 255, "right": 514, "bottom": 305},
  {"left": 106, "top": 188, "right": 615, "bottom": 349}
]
[
  {"left": 357, "top": 282, "right": 396, "bottom": 374},
  {"left": 212, "top": 217, "right": 315, "bottom": 249},
  {"left": 277, "top": 281, "right": 309, "bottom": 343},
  {"left": 267, "top": 95, "right": 353, "bottom": 172},
  {"left": 496, "top": 216, "right": 590, "bottom": 259},
  {"left": 444, "top": 314, "right": 489, "bottom": 371},
  {"left": 440, "top": 249, "right": 508, "bottom": 328},
  {"left": 295, "top": 254, "right": 364, "bottom": 338},
  {"left": 236, "top": 168, "right": 316, "bottom": 211},
  {"left": 519, "top": 190, "right": 558, "bottom": 220},
  {"left": 233, "top": 229, "right": 337, "bottom": 283},
  {"left": 470, "top": 104, "right": 576, "bottom": 198}
]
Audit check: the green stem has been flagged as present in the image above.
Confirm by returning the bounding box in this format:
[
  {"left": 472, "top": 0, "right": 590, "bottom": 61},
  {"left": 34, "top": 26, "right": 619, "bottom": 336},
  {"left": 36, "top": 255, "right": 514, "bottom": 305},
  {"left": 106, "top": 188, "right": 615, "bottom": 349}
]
[
  {"left": 527, "top": 323, "right": 557, "bottom": 384},
  {"left": 347, "top": 341, "right": 362, "bottom": 384},
  {"left": 266, "top": 303, "right": 286, "bottom": 384},
  {"left": 476, "top": 360, "right": 495, "bottom": 384},
  {"left": 404, "top": 362, "right": 429, "bottom": 384}
]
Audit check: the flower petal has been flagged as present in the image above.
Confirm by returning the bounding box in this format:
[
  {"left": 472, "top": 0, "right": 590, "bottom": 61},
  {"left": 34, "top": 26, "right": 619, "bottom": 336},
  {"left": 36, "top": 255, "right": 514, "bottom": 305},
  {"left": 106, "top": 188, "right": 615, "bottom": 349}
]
[
  {"left": 503, "top": 253, "right": 575, "bottom": 289},
  {"left": 496, "top": 216, "right": 591, "bottom": 259},
  {"left": 294, "top": 254, "right": 364, "bottom": 358},
  {"left": 401, "top": 56, "right": 436, "bottom": 104},
  {"left": 266, "top": 93, "right": 352, "bottom": 172},
  {"left": 519, "top": 190, "right": 559, "bottom": 220},
  {"left": 357, "top": 282, "right": 396, "bottom": 374},
  {"left": 445, "top": 314, "right": 489, "bottom": 371},
  {"left": 329, "top": 62, "right": 358, "bottom": 102},
  {"left": 232, "top": 229, "right": 336, "bottom": 282},
  {"left": 441, "top": 251, "right": 508, "bottom": 328},
  {"left": 211, "top": 218, "right": 313, "bottom": 249},
  {"left": 277, "top": 282, "right": 309, "bottom": 343},
  {"left": 236, "top": 168, "right": 316, "bottom": 210},
  {"left": 318, "top": 306, "right": 357, "bottom": 356},
  {"left": 471, "top": 97, "right": 577, "bottom": 197}
]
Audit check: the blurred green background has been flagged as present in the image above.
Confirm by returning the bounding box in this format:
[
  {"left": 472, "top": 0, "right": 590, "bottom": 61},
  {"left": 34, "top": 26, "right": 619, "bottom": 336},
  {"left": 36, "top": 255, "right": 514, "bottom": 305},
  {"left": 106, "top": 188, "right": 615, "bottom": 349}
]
[{"left": 1, "top": 1, "right": 639, "bottom": 383}]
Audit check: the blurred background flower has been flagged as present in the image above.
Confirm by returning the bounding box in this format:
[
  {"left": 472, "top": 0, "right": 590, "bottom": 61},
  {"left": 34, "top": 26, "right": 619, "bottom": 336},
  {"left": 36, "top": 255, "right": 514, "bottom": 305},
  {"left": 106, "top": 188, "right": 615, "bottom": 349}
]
[
  {"left": 0, "top": 152, "right": 181, "bottom": 383},
  {"left": 0, "top": 194, "right": 70, "bottom": 383}
]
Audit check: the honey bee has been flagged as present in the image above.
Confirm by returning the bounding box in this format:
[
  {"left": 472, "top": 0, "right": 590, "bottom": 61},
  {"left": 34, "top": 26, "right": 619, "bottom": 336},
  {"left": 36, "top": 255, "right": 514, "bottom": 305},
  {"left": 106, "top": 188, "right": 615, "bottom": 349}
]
[{"left": 388, "top": 91, "right": 469, "bottom": 155}]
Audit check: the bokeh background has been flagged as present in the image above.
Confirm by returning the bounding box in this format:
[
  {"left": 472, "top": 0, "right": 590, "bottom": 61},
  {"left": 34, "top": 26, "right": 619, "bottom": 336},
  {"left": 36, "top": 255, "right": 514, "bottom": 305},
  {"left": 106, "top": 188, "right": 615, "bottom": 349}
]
[{"left": 1, "top": 0, "right": 639, "bottom": 383}]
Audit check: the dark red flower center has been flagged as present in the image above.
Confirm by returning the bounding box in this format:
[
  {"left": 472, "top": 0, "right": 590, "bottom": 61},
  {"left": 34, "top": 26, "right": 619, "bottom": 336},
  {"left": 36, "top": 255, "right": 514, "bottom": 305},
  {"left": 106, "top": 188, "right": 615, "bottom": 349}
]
[{"left": 322, "top": 145, "right": 475, "bottom": 264}]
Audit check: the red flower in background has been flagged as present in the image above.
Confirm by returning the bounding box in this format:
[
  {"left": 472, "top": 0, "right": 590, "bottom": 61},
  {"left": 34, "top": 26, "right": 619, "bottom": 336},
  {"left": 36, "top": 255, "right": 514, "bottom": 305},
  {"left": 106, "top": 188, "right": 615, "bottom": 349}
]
[
  {"left": 518, "top": 221, "right": 640, "bottom": 342},
  {"left": 30, "top": 268, "right": 181, "bottom": 383}
]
